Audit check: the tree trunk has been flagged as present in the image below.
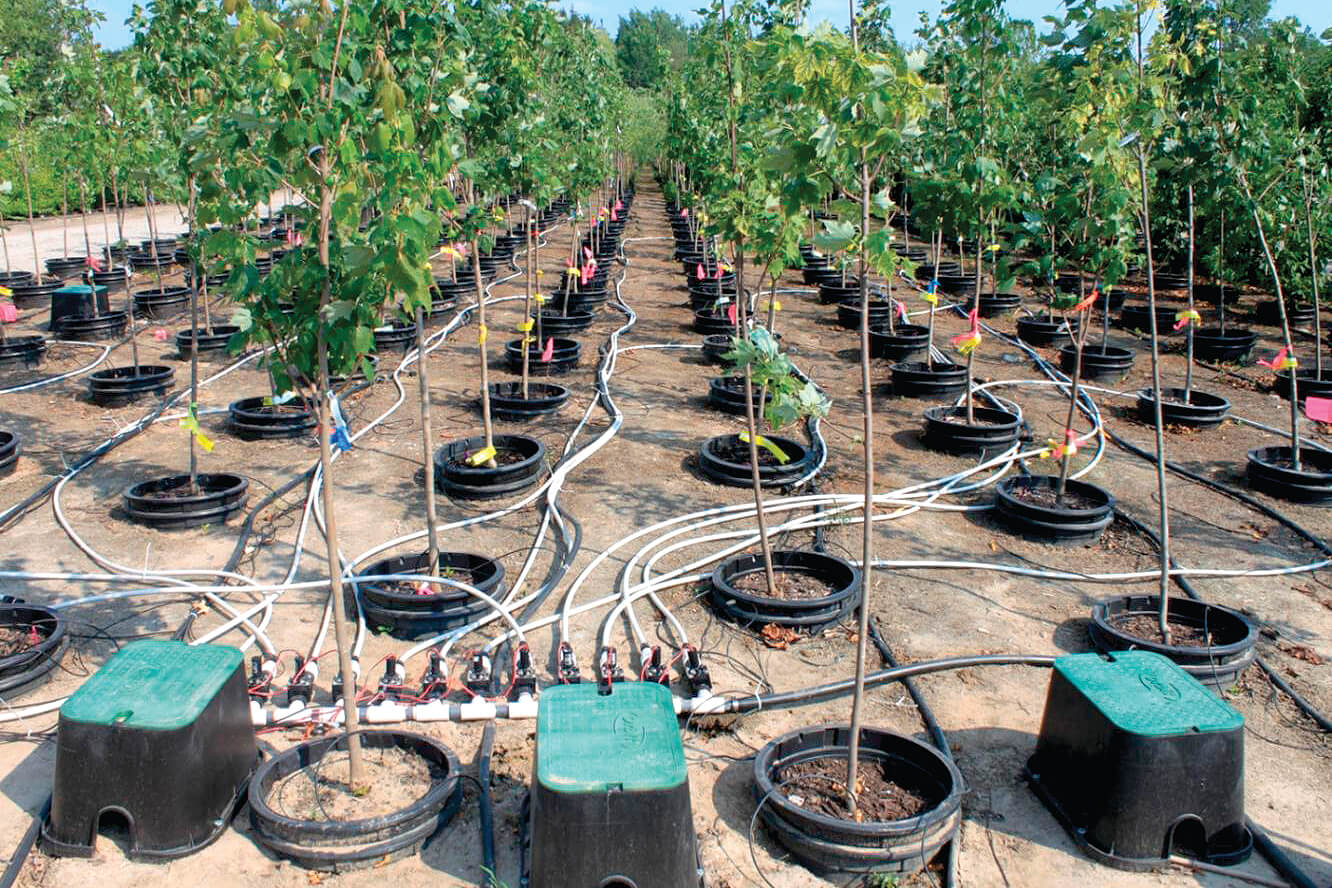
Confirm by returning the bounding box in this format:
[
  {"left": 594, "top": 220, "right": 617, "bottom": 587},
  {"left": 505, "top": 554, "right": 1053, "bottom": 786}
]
[{"left": 415, "top": 305, "right": 440, "bottom": 577}]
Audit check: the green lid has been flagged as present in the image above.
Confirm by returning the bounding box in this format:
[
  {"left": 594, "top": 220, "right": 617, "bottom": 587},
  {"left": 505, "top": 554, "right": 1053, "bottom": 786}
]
[
  {"left": 537, "top": 682, "right": 686, "bottom": 793},
  {"left": 1054, "top": 651, "right": 1243, "bottom": 737},
  {"left": 61, "top": 640, "right": 243, "bottom": 731},
  {"left": 54, "top": 285, "right": 107, "bottom": 296}
]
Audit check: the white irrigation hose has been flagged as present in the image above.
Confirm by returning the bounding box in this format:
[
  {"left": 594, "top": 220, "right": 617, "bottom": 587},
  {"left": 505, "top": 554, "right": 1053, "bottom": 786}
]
[{"left": 0, "top": 341, "right": 113, "bottom": 394}]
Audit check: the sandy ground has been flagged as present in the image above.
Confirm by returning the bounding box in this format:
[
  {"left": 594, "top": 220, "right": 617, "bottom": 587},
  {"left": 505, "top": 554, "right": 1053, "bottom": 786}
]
[
  {"left": 0, "top": 179, "right": 1327, "bottom": 888},
  {"left": 2, "top": 204, "right": 189, "bottom": 277}
]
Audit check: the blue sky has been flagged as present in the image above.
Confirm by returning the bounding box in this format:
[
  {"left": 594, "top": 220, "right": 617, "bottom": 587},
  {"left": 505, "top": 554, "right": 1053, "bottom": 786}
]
[{"left": 91, "top": 0, "right": 1330, "bottom": 50}]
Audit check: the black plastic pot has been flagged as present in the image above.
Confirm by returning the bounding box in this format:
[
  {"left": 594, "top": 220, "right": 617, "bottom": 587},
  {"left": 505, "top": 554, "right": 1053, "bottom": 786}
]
[
  {"left": 708, "top": 375, "right": 770, "bottom": 415},
  {"left": 1191, "top": 327, "right": 1256, "bottom": 363},
  {"left": 1255, "top": 300, "right": 1315, "bottom": 327},
  {"left": 358, "top": 551, "right": 505, "bottom": 639},
  {"left": 936, "top": 273, "right": 978, "bottom": 296},
  {"left": 504, "top": 337, "right": 580, "bottom": 375},
  {"left": 978, "top": 292, "right": 1022, "bottom": 317},
  {"left": 915, "top": 262, "right": 961, "bottom": 280},
  {"left": 1089, "top": 595, "right": 1257, "bottom": 691},
  {"left": 921, "top": 406, "right": 1021, "bottom": 455},
  {"left": 435, "top": 434, "right": 545, "bottom": 499},
  {"left": 488, "top": 381, "right": 571, "bottom": 420},
  {"left": 555, "top": 288, "right": 609, "bottom": 312},
  {"left": 58, "top": 311, "right": 128, "bottom": 342},
  {"left": 133, "top": 286, "right": 191, "bottom": 319},
  {"left": 995, "top": 475, "right": 1114, "bottom": 541},
  {"left": 90, "top": 267, "right": 131, "bottom": 292},
  {"left": 701, "top": 334, "right": 735, "bottom": 364},
  {"left": 0, "top": 271, "right": 34, "bottom": 287},
  {"left": 127, "top": 250, "right": 175, "bottom": 274},
  {"left": 1119, "top": 303, "right": 1179, "bottom": 334},
  {"left": 0, "top": 335, "right": 48, "bottom": 370},
  {"left": 538, "top": 309, "right": 594, "bottom": 334},
  {"left": 122, "top": 473, "right": 250, "bottom": 529},
  {"left": 694, "top": 309, "right": 738, "bottom": 336},
  {"left": 1246, "top": 446, "right": 1332, "bottom": 504},
  {"left": 45, "top": 257, "right": 87, "bottom": 278},
  {"left": 688, "top": 285, "right": 737, "bottom": 310},
  {"left": 819, "top": 280, "right": 863, "bottom": 305},
  {"left": 0, "top": 602, "right": 68, "bottom": 697},
  {"left": 710, "top": 551, "right": 860, "bottom": 631},
  {"left": 1153, "top": 272, "right": 1190, "bottom": 291},
  {"left": 753, "top": 725, "right": 962, "bottom": 875},
  {"left": 0, "top": 430, "right": 17, "bottom": 477},
  {"left": 248, "top": 730, "right": 462, "bottom": 871},
  {"left": 1017, "top": 315, "right": 1078, "bottom": 347},
  {"left": 836, "top": 297, "right": 894, "bottom": 329},
  {"left": 698, "top": 433, "right": 812, "bottom": 488},
  {"left": 7, "top": 280, "right": 63, "bottom": 307},
  {"left": 890, "top": 361, "right": 967, "bottom": 398},
  {"left": 1274, "top": 368, "right": 1332, "bottom": 403},
  {"left": 176, "top": 325, "right": 240, "bottom": 357},
  {"left": 1194, "top": 283, "right": 1240, "bottom": 306},
  {"left": 802, "top": 266, "right": 842, "bottom": 287},
  {"left": 688, "top": 271, "right": 736, "bottom": 291},
  {"left": 372, "top": 321, "right": 417, "bottom": 353},
  {"left": 88, "top": 365, "right": 176, "bottom": 406},
  {"left": 868, "top": 324, "right": 929, "bottom": 361},
  {"left": 431, "top": 278, "right": 475, "bottom": 303},
  {"left": 1059, "top": 343, "right": 1136, "bottom": 380},
  {"left": 1136, "top": 387, "right": 1231, "bottom": 429},
  {"left": 228, "top": 396, "right": 317, "bottom": 439}
]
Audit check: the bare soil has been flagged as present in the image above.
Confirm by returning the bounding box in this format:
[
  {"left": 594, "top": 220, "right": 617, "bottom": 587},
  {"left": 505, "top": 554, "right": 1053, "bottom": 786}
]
[{"left": 778, "top": 756, "right": 933, "bottom": 822}]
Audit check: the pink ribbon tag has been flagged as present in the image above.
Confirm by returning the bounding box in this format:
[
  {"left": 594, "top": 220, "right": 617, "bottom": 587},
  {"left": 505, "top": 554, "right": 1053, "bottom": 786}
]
[
  {"left": 416, "top": 582, "right": 433, "bottom": 596},
  {"left": 615, "top": 200, "right": 624, "bottom": 212},
  {"left": 681, "top": 208, "right": 689, "bottom": 218},
  {"left": 727, "top": 302, "right": 738, "bottom": 326},
  {"left": 1257, "top": 347, "right": 1296, "bottom": 371},
  {"left": 583, "top": 246, "right": 594, "bottom": 262},
  {"left": 0, "top": 303, "right": 17, "bottom": 323},
  {"left": 896, "top": 301, "right": 909, "bottom": 323},
  {"left": 610, "top": 208, "right": 618, "bottom": 221},
  {"left": 152, "top": 328, "right": 169, "bottom": 341},
  {"left": 696, "top": 263, "right": 705, "bottom": 280},
  {"left": 1305, "top": 396, "right": 1332, "bottom": 423},
  {"left": 540, "top": 337, "right": 555, "bottom": 362},
  {"left": 87, "top": 256, "right": 103, "bottom": 272}
]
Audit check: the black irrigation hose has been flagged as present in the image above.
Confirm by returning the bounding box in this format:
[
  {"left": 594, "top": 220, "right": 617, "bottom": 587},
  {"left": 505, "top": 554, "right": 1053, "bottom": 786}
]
[
  {"left": 719, "top": 654, "right": 1057, "bottom": 714},
  {"left": 866, "top": 618, "right": 958, "bottom": 888},
  {"left": 478, "top": 723, "right": 497, "bottom": 888},
  {"left": 0, "top": 795, "right": 48, "bottom": 888},
  {"left": 1246, "top": 818, "right": 1320, "bottom": 888}
]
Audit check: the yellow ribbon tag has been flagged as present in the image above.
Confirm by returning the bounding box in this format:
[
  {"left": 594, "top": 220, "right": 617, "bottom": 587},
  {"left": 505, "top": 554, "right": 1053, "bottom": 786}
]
[
  {"left": 565, "top": 267, "right": 580, "bottom": 277},
  {"left": 466, "top": 445, "right": 497, "bottom": 467},
  {"left": 534, "top": 294, "right": 548, "bottom": 304},
  {"left": 536, "top": 269, "right": 545, "bottom": 278},
  {"left": 988, "top": 243, "right": 1002, "bottom": 252},
  {"left": 739, "top": 432, "right": 790, "bottom": 464},
  {"left": 518, "top": 319, "right": 534, "bottom": 332},
  {"left": 1175, "top": 309, "right": 1201, "bottom": 324},
  {"left": 923, "top": 292, "right": 939, "bottom": 306},
  {"left": 478, "top": 324, "right": 488, "bottom": 344},
  {"left": 522, "top": 335, "right": 535, "bottom": 345},
  {"left": 0, "top": 286, "right": 11, "bottom": 297},
  {"left": 179, "top": 405, "right": 215, "bottom": 452},
  {"left": 954, "top": 334, "right": 981, "bottom": 356},
  {"left": 764, "top": 300, "right": 782, "bottom": 312}
]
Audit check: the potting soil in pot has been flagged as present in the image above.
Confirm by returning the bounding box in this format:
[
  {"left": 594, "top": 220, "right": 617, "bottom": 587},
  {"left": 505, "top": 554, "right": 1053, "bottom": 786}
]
[{"left": 778, "top": 757, "right": 933, "bottom": 821}]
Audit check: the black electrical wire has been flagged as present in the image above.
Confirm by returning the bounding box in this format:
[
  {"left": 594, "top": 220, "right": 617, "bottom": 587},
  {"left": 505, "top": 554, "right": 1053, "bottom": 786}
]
[
  {"left": 478, "top": 722, "right": 497, "bottom": 888},
  {"left": 1246, "top": 818, "right": 1320, "bottom": 888}
]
